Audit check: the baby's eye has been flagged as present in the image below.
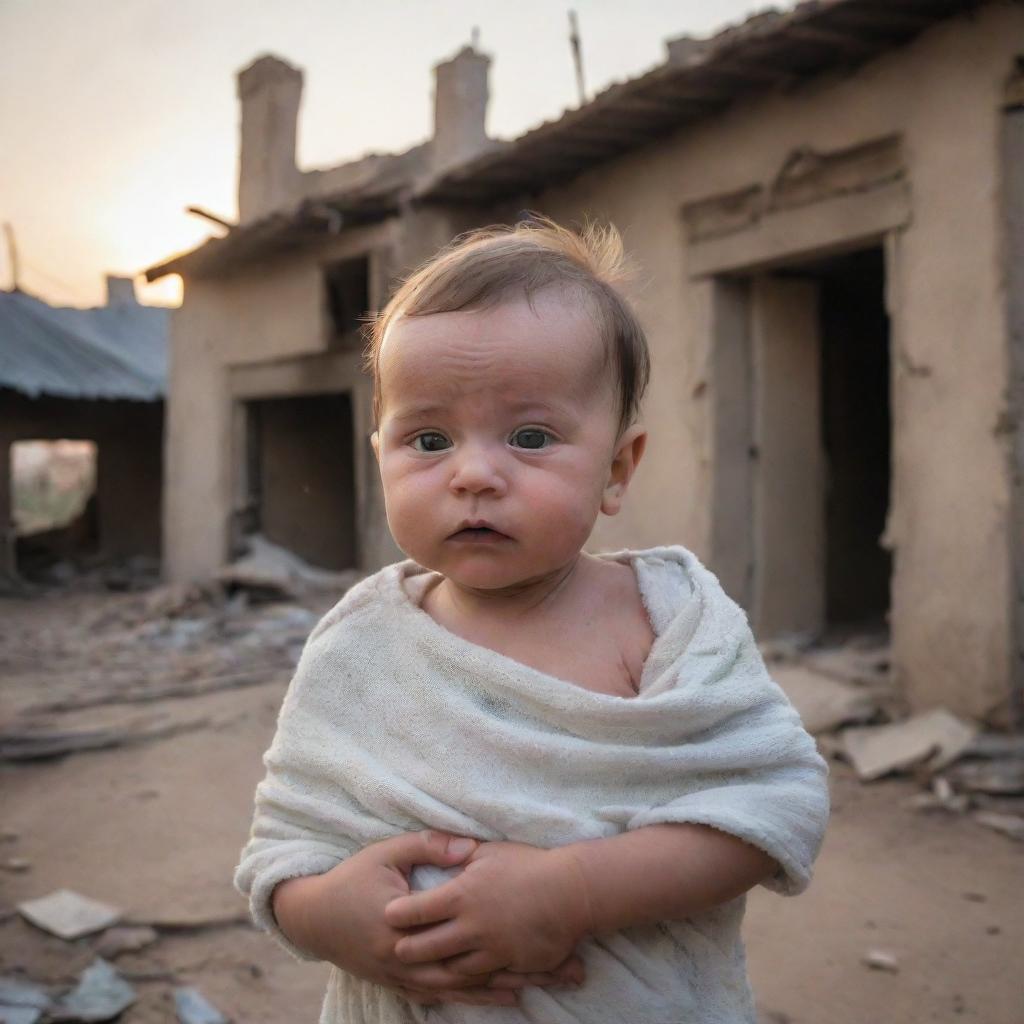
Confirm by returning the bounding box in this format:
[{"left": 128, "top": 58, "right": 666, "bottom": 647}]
[
  {"left": 509, "top": 428, "right": 552, "bottom": 450},
  {"left": 410, "top": 432, "right": 452, "bottom": 453}
]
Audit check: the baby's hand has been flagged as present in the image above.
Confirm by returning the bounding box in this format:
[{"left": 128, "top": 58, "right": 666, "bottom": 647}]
[
  {"left": 273, "top": 831, "right": 582, "bottom": 1008},
  {"left": 384, "top": 840, "right": 592, "bottom": 977}
]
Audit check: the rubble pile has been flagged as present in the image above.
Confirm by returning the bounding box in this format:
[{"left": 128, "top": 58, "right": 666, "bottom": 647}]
[{"left": 764, "top": 633, "right": 1024, "bottom": 843}]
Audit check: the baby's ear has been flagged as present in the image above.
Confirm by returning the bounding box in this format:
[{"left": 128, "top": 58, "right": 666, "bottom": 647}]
[
  {"left": 370, "top": 431, "right": 381, "bottom": 463},
  {"left": 601, "top": 424, "right": 647, "bottom": 516}
]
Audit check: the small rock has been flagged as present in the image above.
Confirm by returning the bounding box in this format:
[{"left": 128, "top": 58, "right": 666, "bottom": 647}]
[
  {"left": 986, "top": 925, "right": 1002, "bottom": 935},
  {"left": 173, "top": 986, "right": 229, "bottom": 1024},
  {"left": 1, "top": 859, "right": 30, "bottom": 874},
  {"left": 946, "top": 759, "right": 1024, "bottom": 796},
  {"left": 53, "top": 959, "right": 136, "bottom": 1021},
  {"left": 17, "top": 890, "right": 121, "bottom": 941},
  {"left": 0, "top": 831, "right": 18, "bottom": 843},
  {"left": 861, "top": 949, "right": 900, "bottom": 973},
  {"left": 95, "top": 926, "right": 159, "bottom": 960},
  {"left": 961, "top": 891, "right": 987, "bottom": 903},
  {"left": 0, "top": 977, "right": 51, "bottom": 1017}
]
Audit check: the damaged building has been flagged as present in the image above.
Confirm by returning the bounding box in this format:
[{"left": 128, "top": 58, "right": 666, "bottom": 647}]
[
  {"left": 148, "top": 0, "right": 1023, "bottom": 724},
  {"left": 0, "top": 278, "right": 168, "bottom": 582}
]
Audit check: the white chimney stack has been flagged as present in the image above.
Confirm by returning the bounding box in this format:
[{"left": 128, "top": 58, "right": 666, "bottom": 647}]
[
  {"left": 432, "top": 46, "right": 491, "bottom": 173},
  {"left": 236, "top": 55, "right": 303, "bottom": 223}
]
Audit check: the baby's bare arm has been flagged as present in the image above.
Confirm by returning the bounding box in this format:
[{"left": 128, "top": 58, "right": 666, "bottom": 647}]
[
  {"left": 558, "top": 823, "right": 778, "bottom": 933},
  {"left": 386, "top": 826, "right": 777, "bottom": 975}
]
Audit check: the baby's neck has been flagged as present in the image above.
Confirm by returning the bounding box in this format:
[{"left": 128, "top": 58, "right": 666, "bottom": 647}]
[{"left": 429, "top": 554, "right": 595, "bottom": 623}]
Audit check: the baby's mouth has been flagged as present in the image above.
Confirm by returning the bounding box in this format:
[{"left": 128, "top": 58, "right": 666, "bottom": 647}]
[{"left": 448, "top": 523, "right": 512, "bottom": 543}]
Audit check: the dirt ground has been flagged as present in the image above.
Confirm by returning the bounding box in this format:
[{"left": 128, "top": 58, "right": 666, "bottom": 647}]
[{"left": 0, "top": 583, "right": 1020, "bottom": 1023}]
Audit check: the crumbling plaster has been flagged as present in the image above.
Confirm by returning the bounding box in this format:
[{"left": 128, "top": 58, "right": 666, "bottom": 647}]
[{"left": 536, "top": 3, "right": 1023, "bottom": 719}]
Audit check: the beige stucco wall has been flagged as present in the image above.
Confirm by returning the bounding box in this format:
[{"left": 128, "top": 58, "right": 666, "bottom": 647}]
[
  {"left": 536, "top": 3, "right": 1022, "bottom": 719},
  {"left": 163, "top": 221, "right": 401, "bottom": 583}
]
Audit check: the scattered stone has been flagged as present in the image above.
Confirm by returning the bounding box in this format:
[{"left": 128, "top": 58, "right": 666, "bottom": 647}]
[
  {"left": 0, "top": 831, "right": 18, "bottom": 843},
  {"left": 0, "top": 976, "right": 51, "bottom": 1024},
  {"left": 840, "top": 709, "right": 977, "bottom": 781},
  {"left": 134, "top": 789, "right": 160, "bottom": 801},
  {"left": 173, "top": 986, "right": 229, "bottom": 1024},
  {"left": 861, "top": 949, "right": 900, "bottom": 973},
  {"left": 217, "top": 535, "right": 357, "bottom": 601},
  {"left": 986, "top": 925, "right": 1002, "bottom": 935},
  {"left": 906, "top": 775, "right": 971, "bottom": 813},
  {"left": 95, "top": 926, "right": 159, "bottom": 960},
  {"left": 772, "top": 664, "right": 878, "bottom": 734},
  {"left": 961, "top": 891, "right": 987, "bottom": 903},
  {"left": 965, "top": 733, "right": 1024, "bottom": 760},
  {"left": 802, "top": 639, "right": 890, "bottom": 686},
  {"left": 945, "top": 759, "right": 1024, "bottom": 796},
  {"left": 0, "top": 1007, "right": 44, "bottom": 1024},
  {"left": 52, "top": 959, "right": 136, "bottom": 1022},
  {"left": 973, "top": 811, "right": 1024, "bottom": 842},
  {"left": 1, "top": 859, "right": 31, "bottom": 874},
  {"left": 17, "top": 890, "right": 121, "bottom": 941}
]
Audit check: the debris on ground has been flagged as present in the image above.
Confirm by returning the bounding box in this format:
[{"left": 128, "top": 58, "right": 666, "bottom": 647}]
[
  {"left": 905, "top": 775, "right": 972, "bottom": 814},
  {"left": 0, "top": 719, "right": 210, "bottom": 763},
  {"left": 0, "top": 976, "right": 51, "bottom": 1024},
  {"left": 173, "top": 986, "right": 230, "bottom": 1024},
  {"left": 861, "top": 949, "right": 900, "bottom": 973},
  {"left": 943, "top": 759, "right": 1024, "bottom": 796},
  {"left": 17, "top": 890, "right": 121, "bottom": 941},
  {"left": 771, "top": 664, "right": 878, "bottom": 734},
  {"left": 972, "top": 811, "right": 1024, "bottom": 842},
  {"left": 52, "top": 959, "right": 136, "bottom": 1022},
  {"left": 94, "top": 926, "right": 159, "bottom": 960},
  {"left": 216, "top": 534, "right": 359, "bottom": 601},
  {"left": 1, "top": 859, "right": 31, "bottom": 874},
  {"left": 840, "top": 709, "right": 977, "bottom": 781}
]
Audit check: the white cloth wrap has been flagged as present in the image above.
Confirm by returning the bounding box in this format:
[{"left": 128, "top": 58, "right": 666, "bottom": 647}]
[{"left": 234, "top": 546, "right": 829, "bottom": 1024}]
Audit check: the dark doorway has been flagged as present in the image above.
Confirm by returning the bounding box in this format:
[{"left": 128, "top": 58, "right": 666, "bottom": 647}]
[
  {"left": 245, "top": 393, "right": 356, "bottom": 570},
  {"left": 813, "top": 248, "right": 891, "bottom": 628}
]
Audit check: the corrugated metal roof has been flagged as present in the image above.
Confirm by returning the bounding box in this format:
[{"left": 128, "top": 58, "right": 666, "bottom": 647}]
[
  {"left": 0, "top": 288, "right": 169, "bottom": 401},
  {"left": 416, "top": 0, "right": 985, "bottom": 205}
]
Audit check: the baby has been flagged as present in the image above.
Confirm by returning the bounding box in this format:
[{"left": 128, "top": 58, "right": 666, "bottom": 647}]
[{"left": 235, "top": 218, "right": 829, "bottom": 1023}]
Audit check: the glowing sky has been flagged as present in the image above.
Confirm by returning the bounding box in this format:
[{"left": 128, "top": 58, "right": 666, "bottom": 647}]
[{"left": 0, "top": 0, "right": 789, "bottom": 309}]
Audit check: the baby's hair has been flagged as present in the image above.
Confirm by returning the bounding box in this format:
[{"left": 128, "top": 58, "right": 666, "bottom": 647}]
[{"left": 364, "top": 216, "right": 650, "bottom": 434}]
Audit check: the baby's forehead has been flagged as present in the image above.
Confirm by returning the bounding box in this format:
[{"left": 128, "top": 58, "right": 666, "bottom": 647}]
[{"left": 380, "top": 293, "right": 610, "bottom": 390}]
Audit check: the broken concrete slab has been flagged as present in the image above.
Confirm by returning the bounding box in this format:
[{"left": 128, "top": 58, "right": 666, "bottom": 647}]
[
  {"left": 51, "top": 959, "right": 136, "bottom": 1022},
  {"left": 94, "top": 926, "right": 158, "bottom": 960},
  {"left": 965, "top": 733, "right": 1024, "bottom": 759},
  {"left": 173, "top": 987, "right": 229, "bottom": 1024},
  {"left": 771, "top": 664, "right": 878, "bottom": 734},
  {"left": 217, "top": 535, "right": 357, "bottom": 600},
  {"left": 840, "top": 709, "right": 977, "bottom": 781},
  {"left": 17, "top": 890, "right": 121, "bottom": 941},
  {"left": 905, "top": 775, "right": 971, "bottom": 814}
]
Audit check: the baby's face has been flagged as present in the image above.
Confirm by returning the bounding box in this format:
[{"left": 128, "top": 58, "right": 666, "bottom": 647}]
[{"left": 372, "top": 290, "right": 638, "bottom": 592}]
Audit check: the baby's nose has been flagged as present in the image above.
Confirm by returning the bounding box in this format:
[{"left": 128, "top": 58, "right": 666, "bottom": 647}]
[{"left": 449, "top": 445, "right": 508, "bottom": 495}]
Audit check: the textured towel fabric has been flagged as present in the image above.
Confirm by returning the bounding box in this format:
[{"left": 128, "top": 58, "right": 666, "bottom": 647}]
[{"left": 235, "top": 546, "right": 829, "bottom": 1024}]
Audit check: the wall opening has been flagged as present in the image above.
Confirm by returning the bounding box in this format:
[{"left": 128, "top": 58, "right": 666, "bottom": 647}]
[
  {"left": 243, "top": 393, "right": 357, "bottom": 570},
  {"left": 324, "top": 255, "right": 370, "bottom": 347},
  {"left": 767, "top": 245, "right": 891, "bottom": 635},
  {"left": 816, "top": 248, "right": 891, "bottom": 630},
  {"left": 10, "top": 439, "right": 99, "bottom": 576}
]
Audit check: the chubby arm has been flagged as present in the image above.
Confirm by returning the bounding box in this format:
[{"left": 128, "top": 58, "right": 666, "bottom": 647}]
[
  {"left": 562, "top": 822, "right": 777, "bottom": 933},
  {"left": 386, "top": 823, "right": 778, "bottom": 976}
]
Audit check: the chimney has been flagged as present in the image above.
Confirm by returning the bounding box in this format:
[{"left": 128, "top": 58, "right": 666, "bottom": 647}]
[
  {"left": 665, "top": 35, "right": 711, "bottom": 67},
  {"left": 105, "top": 275, "right": 138, "bottom": 307},
  {"left": 432, "top": 46, "right": 491, "bottom": 173},
  {"left": 236, "top": 55, "right": 303, "bottom": 223}
]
